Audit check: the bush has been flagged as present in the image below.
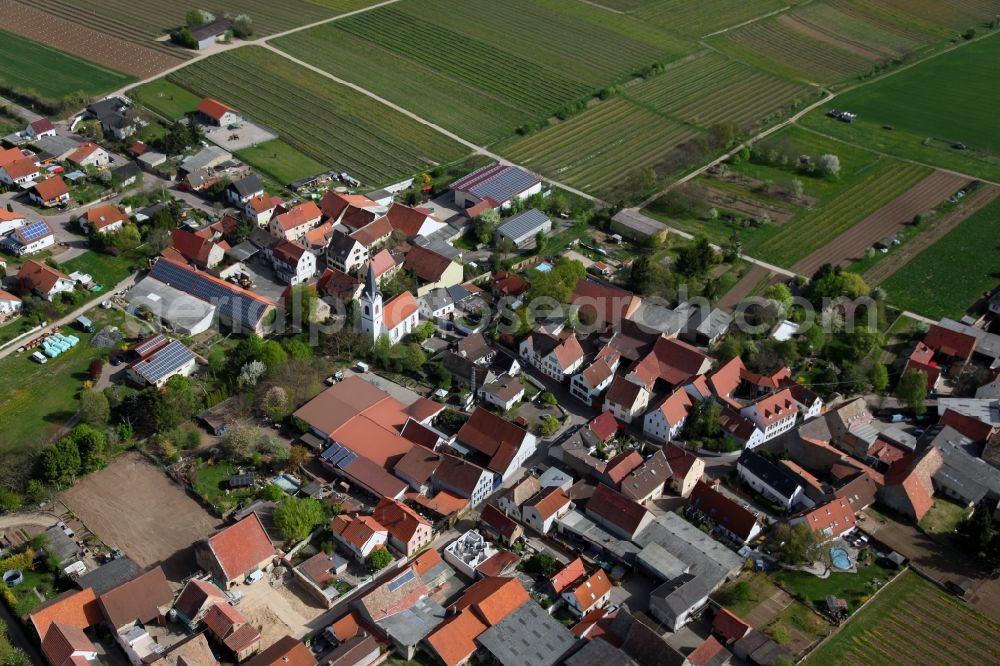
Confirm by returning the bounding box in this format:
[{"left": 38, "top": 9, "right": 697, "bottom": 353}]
[
  {"left": 368, "top": 547, "right": 392, "bottom": 572},
  {"left": 538, "top": 391, "right": 557, "bottom": 406}
]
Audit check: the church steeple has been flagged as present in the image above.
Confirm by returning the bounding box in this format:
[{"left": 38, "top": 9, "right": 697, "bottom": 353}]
[
  {"left": 364, "top": 261, "right": 379, "bottom": 300},
  {"left": 359, "top": 260, "right": 383, "bottom": 345}
]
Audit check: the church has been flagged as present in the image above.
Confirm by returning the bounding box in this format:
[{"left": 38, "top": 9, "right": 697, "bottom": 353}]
[{"left": 359, "top": 263, "right": 420, "bottom": 345}]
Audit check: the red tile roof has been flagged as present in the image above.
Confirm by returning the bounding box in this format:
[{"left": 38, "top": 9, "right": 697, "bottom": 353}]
[
  {"left": 98, "top": 566, "right": 173, "bottom": 630},
  {"left": 663, "top": 442, "right": 701, "bottom": 479},
  {"left": 412, "top": 548, "right": 445, "bottom": 578},
  {"left": 349, "top": 215, "right": 393, "bottom": 247},
  {"left": 629, "top": 335, "right": 712, "bottom": 388},
  {"left": 452, "top": 576, "right": 528, "bottom": 626},
  {"left": 30, "top": 588, "right": 102, "bottom": 637},
  {"left": 456, "top": 407, "right": 530, "bottom": 475},
  {"left": 525, "top": 486, "right": 571, "bottom": 520},
  {"left": 18, "top": 258, "right": 70, "bottom": 295},
  {"left": 204, "top": 601, "right": 247, "bottom": 639},
  {"left": 67, "top": 142, "right": 103, "bottom": 165},
  {"left": 42, "top": 622, "right": 96, "bottom": 666},
  {"left": 372, "top": 497, "right": 430, "bottom": 543},
  {"left": 197, "top": 97, "right": 237, "bottom": 121},
  {"left": 651, "top": 388, "right": 692, "bottom": 427},
  {"left": 490, "top": 271, "right": 529, "bottom": 296},
  {"left": 588, "top": 483, "right": 650, "bottom": 536},
  {"left": 570, "top": 569, "right": 611, "bottom": 613},
  {"left": 687, "top": 636, "right": 726, "bottom": 666},
  {"left": 604, "top": 451, "right": 643, "bottom": 485},
  {"left": 246, "top": 193, "right": 275, "bottom": 214},
  {"left": 332, "top": 514, "right": 387, "bottom": 550},
  {"left": 383, "top": 290, "right": 419, "bottom": 330},
  {"left": 205, "top": 513, "right": 276, "bottom": 582},
  {"left": 32, "top": 176, "right": 69, "bottom": 201},
  {"left": 713, "top": 608, "right": 751, "bottom": 643},
  {"left": 924, "top": 324, "right": 977, "bottom": 360},
  {"left": 792, "top": 497, "right": 856, "bottom": 538},
  {"left": 244, "top": 635, "right": 316, "bottom": 666},
  {"left": 475, "top": 550, "right": 519, "bottom": 577},
  {"left": 369, "top": 248, "right": 396, "bottom": 278},
  {"left": 750, "top": 388, "right": 798, "bottom": 426},
  {"left": 171, "top": 227, "right": 218, "bottom": 266},
  {"left": 588, "top": 412, "right": 621, "bottom": 442},
  {"left": 605, "top": 376, "right": 646, "bottom": 410},
  {"left": 386, "top": 202, "right": 435, "bottom": 236},
  {"left": 82, "top": 203, "right": 126, "bottom": 231},
  {"left": 274, "top": 201, "right": 321, "bottom": 232},
  {"left": 689, "top": 481, "right": 760, "bottom": 542},
  {"left": 426, "top": 609, "right": 488, "bottom": 666},
  {"left": 403, "top": 245, "right": 452, "bottom": 283},
  {"left": 174, "top": 578, "right": 227, "bottom": 621},
  {"left": 480, "top": 504, "right": 520, "bottom": 540},
  {"left": 550, "top": 557, "right": 586, "bottom": 595},
  {"left": 3, "top": 157, "right": 38, "bottom": 179},
  {"left": 939, "top": 408, "right": 995, "bottom": 443},
  {"left": 329, "top": 611, "right": 361, "bottom": 642},
  {"left": 571, "top": 279, "right": 640, "bottom": 326},
  {"left": 272, "top": 239, "right": 309, "bottom": 266}
]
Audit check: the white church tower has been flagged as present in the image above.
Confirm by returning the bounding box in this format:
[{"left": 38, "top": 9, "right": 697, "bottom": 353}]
[{"left": 359, "top": 262, "right": 383, "bottom": 345}]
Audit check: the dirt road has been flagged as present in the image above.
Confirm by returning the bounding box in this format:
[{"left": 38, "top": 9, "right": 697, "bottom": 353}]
[{"left": 717, "top": 265, "right": 773, "bottom": 312}]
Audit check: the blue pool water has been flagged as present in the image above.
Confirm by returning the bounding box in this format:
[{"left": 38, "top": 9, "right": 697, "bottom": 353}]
[
  {"left": 535, "top": 262, "right": 553, "bottom": 272},
  {"left": 272, "top": 474, "right": 300, "bottom": 493},
  {"left": 831, "top": 547, "right": 852, "bottom": 570}
]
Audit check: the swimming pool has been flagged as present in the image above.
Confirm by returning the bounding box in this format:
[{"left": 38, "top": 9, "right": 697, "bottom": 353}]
[
  {"left": 272, "top": 474, "right": 301, "bottom": 494},
  {"left": 831, "top": 547, "right": 852, "bottom": 570},
  {"left": 535, "top": 261, "right": 553, "bottom": 272}
]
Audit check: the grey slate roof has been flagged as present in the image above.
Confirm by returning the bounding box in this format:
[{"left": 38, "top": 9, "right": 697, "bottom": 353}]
[
  {"left": 229, "top": 173, "right": 263, "bottom": 198},
  {"left": 475, "top": 601, "right": 577, "bottom": 666},
  {"left": 376, "top": 596, "right": 446, "bottom": 647},
  {"left": 74, "top": 557, "right": 142, "bottom": 595},
  {"left": 927, "top": 425, "right": 1000, "bottom": 504},
  {"left": 496, "top": 208, "right": 550, "bottom": 243},
  {"left": 564, "top": 638, "right": 638, "bottom": 666},
  {"left": 738, "top": 451, "right": 803, "bottom": 500}
]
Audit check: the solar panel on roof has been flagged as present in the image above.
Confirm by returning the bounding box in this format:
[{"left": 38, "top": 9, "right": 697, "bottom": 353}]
[
  {"left": 229, "top": 473, "right": 256, "bottom": 488},
  {"left": 387, "top": 569, "right": 414, "bottom": 592},
  {"left": 132, "top": 340, "right": 194, "bottom": 384},
  {"left": 134, "top": 334, "right": 166, "bottom": 356},
  {"left": 337, "top": 452, "right": 358, "bottom": 469},
  {"left": 149, "top": 259, "right": 269, "bottom": 329},
  {"left": 19, "top": 221, "right": 52, "bottom": 242},
  {"left": 321, "top": 443, "right": 344, "bottom": 461},
  {"left": 468, "top": 167, "right": 538, "bottom": 204}
]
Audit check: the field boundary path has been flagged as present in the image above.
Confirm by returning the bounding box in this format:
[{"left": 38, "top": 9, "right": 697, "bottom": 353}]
[
  {"left": 863, "top": 184, "right": 1000, "bottom": 285},
  {"left": 717, "top": 265, "right": 773, "bottom": 311}
]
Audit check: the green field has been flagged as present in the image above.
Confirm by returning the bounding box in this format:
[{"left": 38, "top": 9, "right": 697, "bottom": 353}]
[
  {"left": 167, "top": 47, "right": 467, "bottom": 186},
  {"left": 627, "top": 50, "right": 815, "bottom": 130},
  {"left": 130, "top": 79, "right": 203, "bottom": 120},
  {"left": 775, "top": 563, "right": 897, "bottom": 614},
  {"left": 60, "top": 251, "right": 141, "bottom": 290},
  {"left": 805, "top": 571, "right": 1000, "bottom": 665},
  {"left": 499, "top": 97, "right": 700, "bottom": 199},
  {"left": 273, "top": 0, "right": 688, "bottom": 143},
  {"left": 800, "top": 34, "right": 1000, "bottom": 181},
  {"left": 0, "top": 29, "right": 133, "bottom": 102},
  {"left": 630, "top": 0, "right": 789, "bottom": 37},
  {"left": 881, "top": 194, "right": 1000, "bottom": 319},
  {"left": 0, "top": 308, "right": 127, "bottom": 459},
  {"left": 236, "top": 139, "right": 328, "bottom": 186}
]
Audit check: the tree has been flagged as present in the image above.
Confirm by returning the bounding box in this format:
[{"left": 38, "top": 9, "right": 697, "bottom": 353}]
[
  {"left": 368, "top": 547, "right": 393, "bottom": 572},
  {"left": 400, "top": 344, "right": 426, "bottom": 374},
  {"left": 896, "top": 369, "right": 928, "bottom": 415},
  {"left": 798, "top": 322, "right": 827, "bottom": 354},
  {"left": 474, "top": 208, "right": 501, "bottom": 245},
  {"left": 283, "top": 338, "right": 313, "bottom": 360},
  {"left": 627, "top": 255, "right": 654, "bottom": 294},
  {"left": 870, "top": 362, "right": 889, "bottom": 394},
  {"left": 791, "top": 179, "right": 805, "bottom": 198},
  {"left": 273, "top": 497, "right": 325, "bottom": 541},
  {"left": 764, "top": 283, "right": 793, "bottom": 313},
  {"left": 260, "top": 340, "right": 288, "bottom": 372},
  {"left": 674, "top": 236, "right": 716, "bottom": 277},
  {"left": 79, "top": 388, "right": 110, "bottom": 427},
  {"left": 770, "top": 523, "right": 818, "bottom": 564},
  {"left": 410, "top": 321, "right": 436, "bottom": 343},
  {"left": 288, "top": 445, "right": 310, "bottom": 470},
  {"left": 232, "top": 14, "right": 253, "bottom": 38},
  {"left": 68, "top": 424, "right": 107, "bottom": 471},
  {"left": 259, "top": 483, "right": 284, "bottom": 502},
  {"left": 36, "top": 437, "right": 81, "bottom": 484},
  {"left": 221, "top": 423, "right": 261, "bottom": 461},
  {"left": 185, "top": 9, "right": 212, "bottom": 25},
  {"left": 260, "top": 385, "right": 289, "bottom": 420},
  {"left": 539, "top": 415, "right": 560, "bottom": 436},
  {"left": 240, "top": 360, "right": 267, "bottom": 387},
  {"left": 163, "top": 375, "right": 199, "bottom": 421},
  {"left": 523, "top": 552, "right": 558, "bottom": 576},
  {"left": 817, "top": 154, "right": 841, "bottom": 178}
]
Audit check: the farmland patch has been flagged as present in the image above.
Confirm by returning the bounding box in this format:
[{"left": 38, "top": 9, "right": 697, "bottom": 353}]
[
  {"left": 0, "top": 28, "right": 133, "bottom": 103},
  {"left": 631, "top": 0, "right": 789, "bottom": 37},
  {"left": 130, "top": 79, "right": 203, "bottom": 121},
  {"left": 236, "top": 139, "right": 329, "bottom": 187},
  {"left": 881, "top": 193, "right": 1000, "bottom": 320},
  {"left": 167, "top": 47, "right": 468, "bottom": 187},
  {"left": 499, "top": 97, "right": 700, "bottom": 199}
]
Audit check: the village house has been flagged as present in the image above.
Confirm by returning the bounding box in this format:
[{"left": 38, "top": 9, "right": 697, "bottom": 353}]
[
  {"left": 326, "top": 229, "right": 368, "bottom": 274},
  {"left": 385, "top": 202, "right": 446, "bottom": 238},
  {"left": 292, "top": 552, "right": 348, "bottom": 609},
  {"left": 740, "top": 389, "right": 799, "bottom": 444},
  {"left": 737, "top": 451, "right": 807, "bottom": 511},
  {"left": 479, "top": 504, "right": 523, "bottom": 546},
  {"left": 0, "top": 154, "right": 39, "bottom": 187},
  {"left": 197, "top": 98, "right": 242, "bottom": 127},
  {"left": 86, "top": 98, "right": 138, "bottom": 139},
  {"left": 432, "top": 454, "right": 494, "bottom": 507},
  {"left": 244, "top": 635, "right": 315, "bottom": 666},
  {"left": 195, "top": 514, "right": 276, "bottom": 590},
  {"left": 454, "top": 407, "right": 537, "bottom": 483},
  {"left": 79, "top": 203, "right": 127, "bottom": 235},
  {"left": 203, "top": 602, "right": 261, "bottom": 662},
  {"left": 477, "top": 374, "right": 525, "bottom": 411},
  {"left": 521, "top": 487, "right": 573, "bottom": 534},
  {"left": 562, "top": 569, "right": 612, "bottom": 618},
  {"left": 269, "top": 201, "right": 322, "bottom": 242},
  {"left": 644, "top": 388, "right": 693, "bottom": 443},
  {"left": 905, "top": 324, "right": 978, "bottom": 390},
  {"left": 450, "top": 162, "right": 542, "bottom": 216},
  {"left": 789, "top": 497, "right": 856, "bottom": 540},
  {"left": 585, "top": 483, "right": 653, "bottom": 540},
  {"left": 496, "top": 475, "right": 541, "bottom": 521},
  {"left": 173, "top": 578, "right": 229, "bottom": 630},
  {"left": 3, "top": 219, "right": 56, "bottom": 256},
  {"left": 619, "top": 449, "right": 671, "bottom": 504},
  {"left": 26, "top": 118, "right": 56, "bottom": 139},
  {"left": 373, "top": 497, "right": 433, "bottom": 557},
  {"left": 495, "top": 208, "right": 552, "bottom": 248},
  {"left": 319, "top": 191, "right": 386, "bottom": 226},
  {"left": 271, "top": 239, "right": 316, "bottom": 285},
  {"left": 663, "top": 442, "right": 706, "bottom": 498},
  {"left": 570, "top": 346, "right": 621, "bottom": 408},
  {"left": 67, "top": 141, "right": 111, "bottom": 169},
  {"left": 687, "top": 481, "right": 762, "bottom": 546},
  {"left": 225, "top": 173, "right": 264, "bottom": 205},
  {"left": 519, "top": 324, "right": 585, "bottom": 382},
  {"left": 331, "top": 514, "right": 390, "bottom": 562},
  {"left": 603, "top": 376, "right": 650, "bottom": 424},
  {"left": 28, "top": 176, "right": 70, "bottom": 207},
  {"left": 97, "top": 566, "right": 174, "bottom": 665},
  {"left": 403, "top": 245, "right": 463, "bottom": 296},
  {"left": 170, "top": 227, "right": 226, "bottom": 269},
  {"left": 41, "top": 622, "right": 100, "bottom": 666},
  {"left": 349, "top": 214, "right": 393, "bottom": 253},
  {"left": 17, "top": 259, "right": 74, "bottom": 300},
  {"left": 242, "top": 193, "right": 276, "bottom": 226},
  {"left": 0, "top": 289, "right": 22, "bottom": 318}
]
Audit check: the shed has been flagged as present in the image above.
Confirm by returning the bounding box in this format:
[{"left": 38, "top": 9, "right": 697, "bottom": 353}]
[
  {"left": 76, "top": 315, "right": 94, "bottom": 332},
  {"left": 496, "top": 208, "right": 552, "bottom": 248}
]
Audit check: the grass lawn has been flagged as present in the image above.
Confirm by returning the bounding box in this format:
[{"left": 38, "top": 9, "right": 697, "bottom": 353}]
[
  {"left": 0, "top": 308, "right": 126, "bottom": 460},
  {"left": 0, "top": 29, "right": 133, "bottom": 104},
  {"left": 881, "top": 194, "right": 1000, "bottom": 320},
  {"left": 8, "top": 569, "right": 59, "bottom": 616},
  {"left": 713, "top": 572, "right": 777, "bottom": 617},
  {"left": 774, "top": 562, "right": 896, "bottom": 614},
  {"left": 190, "top": 460, "right": 258, "bottom": 514},
  {"left": 131, "top": 79, "right": 203, "bottom": 121},
  {"left": 60, "top": 251, "right": 141, "bottom": 290},
  {"left": 919, "top": 497, "right": 970, "bottom": 537},
  {"left": 805, "top": 570, "right": 1000, "bottom": 665},
  {"left": 236, "top": 139, "right": 328, "bottom": 187},
  {"left": 799, "top": 34, "right": 1000, "bottom": 181}
]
